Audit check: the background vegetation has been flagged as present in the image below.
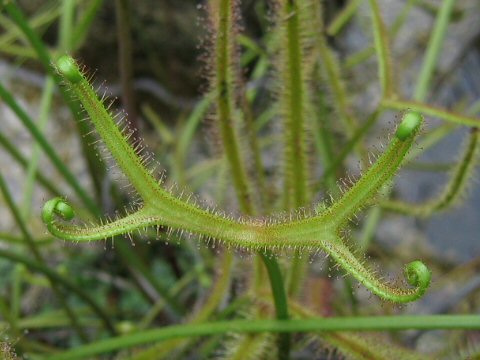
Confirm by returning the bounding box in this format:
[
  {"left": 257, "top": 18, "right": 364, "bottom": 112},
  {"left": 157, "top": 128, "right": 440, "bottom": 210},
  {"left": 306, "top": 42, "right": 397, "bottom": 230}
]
[{"left": 0, "top": 0, "right": 479, "bottom": 359}]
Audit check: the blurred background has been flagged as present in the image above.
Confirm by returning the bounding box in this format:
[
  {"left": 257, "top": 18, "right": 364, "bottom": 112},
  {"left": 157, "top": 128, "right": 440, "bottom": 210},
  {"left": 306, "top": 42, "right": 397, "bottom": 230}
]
[{"left": 0, "top": 0, "right": 479, "bottom": 358}]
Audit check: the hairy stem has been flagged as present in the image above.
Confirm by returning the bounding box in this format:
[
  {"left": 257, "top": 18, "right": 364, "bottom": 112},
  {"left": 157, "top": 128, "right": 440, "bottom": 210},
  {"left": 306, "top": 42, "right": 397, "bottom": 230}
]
[
  {"left": 44, "top": 56, "right": 431, "bottom": 304},
  {"left": 279, "top": 0, "right": 309, "bottom": 209},
  {"left": 211, "top": 0, "right": 254, "bottom": 214}
]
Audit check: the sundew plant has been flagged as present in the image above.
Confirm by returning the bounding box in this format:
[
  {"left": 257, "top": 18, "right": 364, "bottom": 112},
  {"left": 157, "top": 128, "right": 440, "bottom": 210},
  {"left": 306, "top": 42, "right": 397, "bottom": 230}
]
[{"left": 0, "top": 0, "right": 479, "bottom": 359}]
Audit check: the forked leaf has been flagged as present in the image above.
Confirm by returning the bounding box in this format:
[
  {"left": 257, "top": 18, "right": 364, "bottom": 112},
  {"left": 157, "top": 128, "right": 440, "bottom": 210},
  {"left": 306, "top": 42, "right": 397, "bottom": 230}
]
[{"left": 42, "top": 56, "right": 432, "bottom": 303}]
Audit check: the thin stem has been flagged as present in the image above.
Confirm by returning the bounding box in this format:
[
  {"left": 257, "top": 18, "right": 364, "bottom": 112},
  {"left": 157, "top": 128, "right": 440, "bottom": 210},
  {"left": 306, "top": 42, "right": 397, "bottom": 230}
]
[
  {"left": 382, "top": 98, "right": 479, "bottom": 128},
  {"left": 368, "top": 0, "right": 394, "bottom": 98},
  {"left": 326, "top": 0, "right": 363, "bottom": 36},
  {"left": 281, "top": 0, "right": 309, "bottom": 209},
  {"left": 413, "top": 0, "right": 457, "bottom": 102},
  {"left": 345, "top": 0, "right": 418, "bottom": 69},
  {"left": 217, "top": 5, "right": 291, "bottom": 358},
  {"left": 213, "top": 0, "right": 254, "bottom": 214},
  {"left": 260, "top": 252, "right": 290, "bottom": 360},
  {"left": 209, "top": 3, "right": 291, "bottom": 358},
  {"left": 50, "top": 315, "right": 480, "bottom": 360},
  {"left": 58, "top": 0, "right": 76, "bottom": 51}
]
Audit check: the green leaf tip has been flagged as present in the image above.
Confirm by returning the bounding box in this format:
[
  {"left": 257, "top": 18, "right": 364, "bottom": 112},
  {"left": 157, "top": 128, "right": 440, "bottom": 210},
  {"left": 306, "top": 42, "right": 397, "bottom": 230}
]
[
  {"left": 404, "top": 260, "right": 431, "bottom": 297},
  {"left": 42, "top": 197, "right": 75, "bottom": 223},
  {"left": 56, "top": 55, "right": 82, "bottom": 84},
  {"left": 395, "top": 111, "right": 422, "bottom": 141}
]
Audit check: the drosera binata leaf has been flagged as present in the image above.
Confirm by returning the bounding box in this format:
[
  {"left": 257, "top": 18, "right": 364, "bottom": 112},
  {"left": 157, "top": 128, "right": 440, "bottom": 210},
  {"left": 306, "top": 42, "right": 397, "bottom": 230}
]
[{"left": 43, "top": 55, "right": 432, "bottom": 303}]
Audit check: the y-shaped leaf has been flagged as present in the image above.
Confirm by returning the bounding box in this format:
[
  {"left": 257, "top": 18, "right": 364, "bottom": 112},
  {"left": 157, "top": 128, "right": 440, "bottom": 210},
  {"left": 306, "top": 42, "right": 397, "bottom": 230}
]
[{"left": 43, "top": 56, "right": 431, "bottom": 303}]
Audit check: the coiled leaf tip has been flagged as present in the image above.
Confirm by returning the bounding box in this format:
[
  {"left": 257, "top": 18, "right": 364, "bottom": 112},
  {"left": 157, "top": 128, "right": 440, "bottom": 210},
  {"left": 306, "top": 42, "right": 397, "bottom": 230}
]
[
  {"left": 42, "top": 197, "right": 75, "bottom": 223},
  {"left": 404, "top": 260, "right": 431, "bottom": 297}
]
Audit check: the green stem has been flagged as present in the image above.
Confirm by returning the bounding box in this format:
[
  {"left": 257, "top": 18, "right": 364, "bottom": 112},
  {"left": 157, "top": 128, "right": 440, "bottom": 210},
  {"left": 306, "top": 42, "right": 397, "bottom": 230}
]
[
  {"left": 211, "top": 3, "right": 291, "bottom": 357},
  {"left": 368, "top": 0, "right": 394, "bottom": 98},
  {"left": 49, "top": 315, "right": 480, "bottom": 360},
  {"left": 382, "top": 98, "right": 479, "bottom": 127},
  {"left": 326, "top": 0, "right": 363, "bottom": 36},
  {"left": 282, "top": 0, "right": 309, "bottom": 209},
  {"left": 58, "top": 0, "right": 76, "bottom": 51},
  {"left": 345, "top": 0, "right": 418, "bottom": 69},
  {"left": 260, "top": 252, "right": 290, "bottom": 360},
  {"left": 413, "top": 0, "right": 457, "bottom": 102},
  {"left": 214, "top": 0, "right": 254, "bottom": 215}
]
